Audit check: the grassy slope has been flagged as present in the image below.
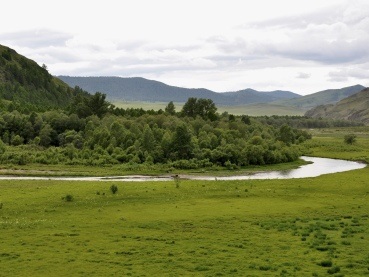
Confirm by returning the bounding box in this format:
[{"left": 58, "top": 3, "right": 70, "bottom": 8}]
[
  {"left": 305, "top": 89, "right": 369, "bottom": 125},
  {"left": 1, "top": 128, "right": 369, "bottom": 276},
  {"left": 276, "top": 85, "right": 365, "bottom": 110}
]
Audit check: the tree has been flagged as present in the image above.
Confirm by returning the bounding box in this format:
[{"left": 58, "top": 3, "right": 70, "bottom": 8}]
[
  {"left": 181, "top": 98, "right": 218, "bottom": 120},
  {"left": 171, "top": 124, "right": 194, "bottom": 160},
  {"left": 278, "top": 124, "right": 295, "bottom": 145},
  {"left": 0, "top": 138, "right": 6, "bottom": 154},
  {"left": 141, "top": 125, "right": 155, "bottom": 152},
  {"left": 88, "top": 92, "right": 111, "bottom": 118},
  {"left": 165, "top": 101, "right": 176, "bottom": 115},
  {"left": 181, "top": 97, "right": 197, "bottom": 118},
  {"left": 39, "top": 124, "right": 53, "bottom": 147}
]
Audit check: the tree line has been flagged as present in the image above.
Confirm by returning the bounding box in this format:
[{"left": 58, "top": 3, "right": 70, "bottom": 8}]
[{"left": 0, "top": 97, "right": 311, "bottom": 169}]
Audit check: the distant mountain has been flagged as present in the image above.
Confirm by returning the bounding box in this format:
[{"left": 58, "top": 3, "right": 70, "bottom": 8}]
[
  {"left": 58, "top": 76, "right": 301, "bottom": 105},
  {"left": 0, "top": 44, "right": 75, "bottom": 109},
  {"left": 305, "top": 88, "right": 369, "bottom": 124},
  {"left": 275, "top": 84, "right": 365, "bottom": 110}
]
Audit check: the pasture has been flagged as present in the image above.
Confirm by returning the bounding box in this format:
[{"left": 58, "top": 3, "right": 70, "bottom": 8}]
[{"left": 1, "top": 127, "right": 368, "bottom": 276}]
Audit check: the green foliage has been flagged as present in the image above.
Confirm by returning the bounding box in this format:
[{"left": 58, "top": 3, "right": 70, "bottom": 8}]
[
  {"left": 344, "top": 134, "right": 356, "bottom": 144},
  {"left": 64, "top": 194, "right": 74, "bottom": 202},
  {"left": 0, "top": 107, "right": 309, "bottom": 168},
  {"left": 164, "top": 101, "right": 176, "bottom": 115},
  {"left": 110, "top": 184, "right": 118, "bottom": 194},
  {"left": 181, "top": 97, "right": 217, "bottom": 120},
  {"left": 0, "top": 45, "right": 79, "bottom": 110}
]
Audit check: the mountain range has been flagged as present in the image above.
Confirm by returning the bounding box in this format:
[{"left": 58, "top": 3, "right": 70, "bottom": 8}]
[
  {"left": 58, "top": 76, "right": 301, "bottom": 106},
  {"left": 0, "top": 43, "right": 367, "bottom": 124},
  {"left": 58, "top": 76, "right": 365, "bottom": 114}
]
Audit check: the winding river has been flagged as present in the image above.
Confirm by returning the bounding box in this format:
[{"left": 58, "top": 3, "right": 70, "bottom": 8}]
[{"left": 0, "top": 156, "right": 366, "bottom": 182}]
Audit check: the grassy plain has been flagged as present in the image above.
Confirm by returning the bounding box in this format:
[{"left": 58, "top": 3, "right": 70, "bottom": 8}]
[
  {"left": 1, "top": 127, "right": 369, "bottom": 276},
  {"left": 113, "top": 101, "right": 304, "bottom": 116}
]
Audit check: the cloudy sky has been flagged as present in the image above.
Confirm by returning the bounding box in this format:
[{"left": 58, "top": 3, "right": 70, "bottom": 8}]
[{"left": 1, "top": 0, "right": 369, "bottom": 95}]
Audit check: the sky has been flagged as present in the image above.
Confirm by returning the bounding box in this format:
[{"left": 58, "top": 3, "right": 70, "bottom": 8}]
[{"left": 1, "top": 0, "right": 369, "bottom": 95}]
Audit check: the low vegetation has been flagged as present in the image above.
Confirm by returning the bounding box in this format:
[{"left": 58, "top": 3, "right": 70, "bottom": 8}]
[{"left": 0, "top": 162, "right": 368, "bottom": 275}]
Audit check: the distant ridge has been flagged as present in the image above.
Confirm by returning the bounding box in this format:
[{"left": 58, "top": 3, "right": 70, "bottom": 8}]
[
  {"left": 305, "top": 87, "right": 369, "bottom": 124},
  {"left": 58, "top": 76, "right": 301, "bottom": 106},
  {"left": 276, "top": 84, "right": 365, "bottom": 110}
]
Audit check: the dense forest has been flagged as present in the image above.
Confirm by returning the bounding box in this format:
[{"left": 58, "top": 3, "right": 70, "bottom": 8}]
[{"left": 0, "top": 96, "right": 312, "bottom": 169}]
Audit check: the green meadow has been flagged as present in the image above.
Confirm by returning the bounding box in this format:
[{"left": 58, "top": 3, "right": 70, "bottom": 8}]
[
  {"left": 113, "top": 101, "right": 304, "bottom": 116},
  {"left": 1, "top": 128, "right": 369, "bottom": 276}
]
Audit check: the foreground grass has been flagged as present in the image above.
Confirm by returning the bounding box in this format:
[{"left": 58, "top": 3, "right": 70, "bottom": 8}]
[{"left": 1, "top": 167, "right": 369, "bottom": 276}]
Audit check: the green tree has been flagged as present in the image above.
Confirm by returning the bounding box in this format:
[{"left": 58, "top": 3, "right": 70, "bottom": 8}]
[
  {"left": 181, "top": 98, "right": 217, "bottom": 120},
  {"left": 165, "top": 101, "right": 176, "bottom": 115},
  {"left": 39, "top": 124, "right": 53, "bottom": 147},
  {"left": 141, "top": 124, "right": 155, "bottom": 152},
  {"left": 88, "top": 92, "right": 111, "bottom": 118},
  {"left": 171, "top": 124, "right": 194, "bottom": 160},
  {"left": 278, "top": 124, "right": 295, "bottom": 145},
  {"left": 181, "top": 97, "right": 197, "bottom": 118},
  {"left": 0, "top": 138, "right": 6, "bottom": 154}
]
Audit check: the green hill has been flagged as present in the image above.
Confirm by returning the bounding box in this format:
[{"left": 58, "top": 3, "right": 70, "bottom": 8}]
[
  {"left": 0, "top": 44, "right": 76, "bottom": 111},
  {"left": 276, "top": 84, "right": 365, "bottom": 110},
  {"left": 305, "top": 88, "right": 369, "bottom": 124}
]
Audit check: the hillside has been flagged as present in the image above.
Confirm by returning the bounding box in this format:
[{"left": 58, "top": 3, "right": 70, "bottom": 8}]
[
  {"left": 58, "top": 76, "right": 301, "bottom": 105},
  {"left": 0, "top": 44, "right": 75, "bottom": 110},
  {"left": 275, "top": 84, "right": 365, "bottom": 110},
  {"left": 305, "top": 88, "right": 369, "bottom": 124}
]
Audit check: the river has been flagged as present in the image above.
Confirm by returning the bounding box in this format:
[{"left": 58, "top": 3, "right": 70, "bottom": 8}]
[{"left": 0, "top": 156, "right": 365, "bottom": 182}]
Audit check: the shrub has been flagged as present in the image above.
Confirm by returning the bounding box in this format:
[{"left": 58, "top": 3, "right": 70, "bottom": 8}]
[
  {"left": 319, "top": 260, "right": 332, "bottom": 267},
  {"left": 344, "top": 134, "right": 356, "bottom": 144},
  {"left": 110, "top": 184, "right": 118, "bottom": 194},
  {"left": 64, "top": 194, "right": 74, "bottom": 202},
  {"left": 327, "top": 266, "right": 340, "bottom": 274}
]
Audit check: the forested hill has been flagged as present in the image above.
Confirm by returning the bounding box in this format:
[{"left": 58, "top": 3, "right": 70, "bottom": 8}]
[
  {"left": 0, "top": 44, "right": 76, "bottom": 111},
  {"left": 305, "top": 88, "right": 369, "bottom": 124},
  {"left": 58, "top": 76, "right": 301, "bottom": 105}
]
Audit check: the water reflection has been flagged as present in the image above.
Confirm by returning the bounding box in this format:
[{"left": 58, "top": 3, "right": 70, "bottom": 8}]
[
  {"left": 0, "top": 156, "right": 365, "bottom": 182},
  {"left": 187, "top": 156, "right": 366, "bottom": 181}
]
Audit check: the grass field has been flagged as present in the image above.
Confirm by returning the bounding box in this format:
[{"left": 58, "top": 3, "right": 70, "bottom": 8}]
[
  {"left": 1, "top": 128, "right": 369, "bottom": 276},
  {"left": 113, "top": 101, "right": 304, "bottom": 116}
]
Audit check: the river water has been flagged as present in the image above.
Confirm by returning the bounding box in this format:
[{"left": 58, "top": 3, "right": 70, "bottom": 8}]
[{"left": 0, "top": 156, "right": 365, "bottom": 182}]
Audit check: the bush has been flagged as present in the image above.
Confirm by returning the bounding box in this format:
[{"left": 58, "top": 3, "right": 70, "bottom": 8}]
[
  {"left": 327, "top": 266, "right": 340, "bottom": 274},
  {"left": 344, "top": 134, "right": 356, "bottom": 144},
  {"left": 64, "top": 194, "right": 74, "bottom": 202},
  {"left": 319, "top": 260, "right": 332, "bottom": 267},
  {"left": 110, "top": 184, "right": 118, "bottom": 194}
]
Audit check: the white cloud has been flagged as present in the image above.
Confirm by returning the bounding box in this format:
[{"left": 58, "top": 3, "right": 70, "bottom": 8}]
[
  {"left": 296, "top": 72, "right": 311, "bottom": 79},
  {"left": 1, "top": 0, "right": 369, "bottom": 94}
]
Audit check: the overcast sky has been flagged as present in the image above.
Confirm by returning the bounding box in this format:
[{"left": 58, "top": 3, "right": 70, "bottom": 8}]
[{"left": 1, "top": 0, "right": 369, "bottom": 95}]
